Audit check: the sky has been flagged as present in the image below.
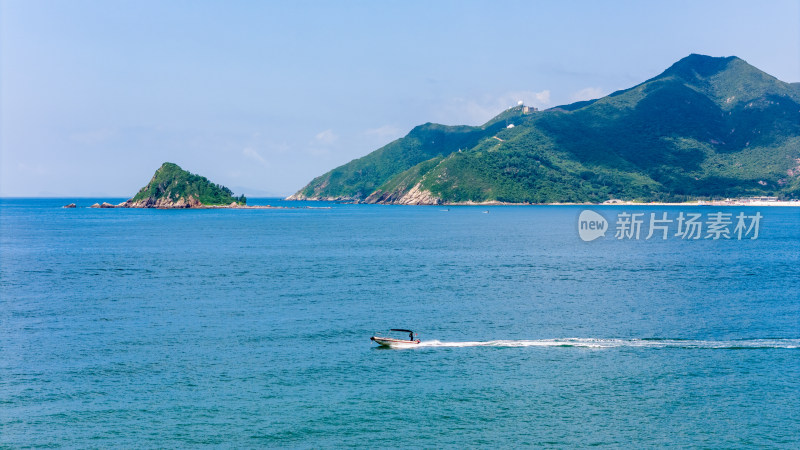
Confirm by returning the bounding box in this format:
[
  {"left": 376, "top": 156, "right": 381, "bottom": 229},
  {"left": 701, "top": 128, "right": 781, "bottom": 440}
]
[{"left": 1, "top": 0, "right": 799, "bottom": 197}]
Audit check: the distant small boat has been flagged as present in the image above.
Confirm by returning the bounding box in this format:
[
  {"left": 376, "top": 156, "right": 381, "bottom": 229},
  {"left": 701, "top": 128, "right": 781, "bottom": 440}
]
[
  {"left": 482, "top": 210, "right": 489, "bottom": 214},
  {"left": 370, "top": 329, "right": 420, "bottom": 347}
]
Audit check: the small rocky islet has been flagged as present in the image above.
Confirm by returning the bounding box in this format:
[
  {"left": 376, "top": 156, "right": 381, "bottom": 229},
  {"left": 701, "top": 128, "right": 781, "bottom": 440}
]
[{"left": 85, "top": 162, "right": 281, "bottom": 209}]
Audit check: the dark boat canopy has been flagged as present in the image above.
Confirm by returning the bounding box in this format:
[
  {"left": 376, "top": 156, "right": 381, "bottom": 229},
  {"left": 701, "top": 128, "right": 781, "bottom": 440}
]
[{"left": 390, "top": 329, "right": 414, "bottom": 333}]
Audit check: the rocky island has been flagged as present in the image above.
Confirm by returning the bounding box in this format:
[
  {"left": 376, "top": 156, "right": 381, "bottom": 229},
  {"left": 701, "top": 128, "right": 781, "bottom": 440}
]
[
  {"left": 118, "top": 162, "right": 245, "bottom": 208},
  {"left": 91, "top": 162, "right": 278, "bottom": 209}
]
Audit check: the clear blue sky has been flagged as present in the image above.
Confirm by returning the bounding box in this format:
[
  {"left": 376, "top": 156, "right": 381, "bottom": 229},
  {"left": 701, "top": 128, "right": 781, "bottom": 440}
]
[{"left": 2, "top": 0, "right": 798, "bottom": 197}]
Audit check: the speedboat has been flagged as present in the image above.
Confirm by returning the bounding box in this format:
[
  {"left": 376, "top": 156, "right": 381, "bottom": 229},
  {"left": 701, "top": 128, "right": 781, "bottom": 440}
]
[{"left": 370, "top": 329, "right": 420, "bottom": 347}]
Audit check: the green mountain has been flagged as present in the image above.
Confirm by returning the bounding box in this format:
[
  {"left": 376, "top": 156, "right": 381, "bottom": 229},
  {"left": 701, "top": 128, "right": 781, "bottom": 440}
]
[
  {"left": 289, "top": 54, "right": 800, "bottom": 204},
  {"left": 127, "top": 162, "right": 246, "bottom": 207}
]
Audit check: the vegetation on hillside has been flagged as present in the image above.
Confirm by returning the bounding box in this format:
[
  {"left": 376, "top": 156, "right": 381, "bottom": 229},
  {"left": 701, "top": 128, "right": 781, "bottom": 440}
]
[
  {"left": 131, "top": 162, "right": 246, "bottom": 205},
  {"left": 291, "top": 54, "right": 800, "bottom": 203},
  {"left": 294, "top": 117, "right": 520, "bottom": 199}
]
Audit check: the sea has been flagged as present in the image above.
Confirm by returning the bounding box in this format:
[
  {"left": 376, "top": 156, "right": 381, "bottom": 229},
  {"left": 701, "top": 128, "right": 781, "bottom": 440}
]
[{"left": 1, "top": 198, "right": 798, "bottom": 448}]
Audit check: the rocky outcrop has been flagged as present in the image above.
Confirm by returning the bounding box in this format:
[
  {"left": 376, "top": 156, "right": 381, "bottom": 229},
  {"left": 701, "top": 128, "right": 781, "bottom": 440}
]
[
  {"left": 394, "top": 183, "right": 442, "bottom": 205},
  {"left": 363, "top": 190, "right": 398, "bottom": 204},
  {"left": 119, "top": 194, "right": 203, "bottom": 209},
  {"left": 285, "top": 192, "right": 359, "bottom": 202},
  {"left": 90, "top": 202, "right": 118, "bottom": 208},
  {"left": 63, "top": 203, "right": 77, "bottom": 208}
]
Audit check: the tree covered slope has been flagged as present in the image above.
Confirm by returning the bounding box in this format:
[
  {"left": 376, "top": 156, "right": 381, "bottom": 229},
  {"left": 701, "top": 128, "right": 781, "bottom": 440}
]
[
  {"left": 128, "top": 162, "right": 246, "bottom": 207},
  {"left": 290, "top": 55, "right": 800, "bottom": 204}
]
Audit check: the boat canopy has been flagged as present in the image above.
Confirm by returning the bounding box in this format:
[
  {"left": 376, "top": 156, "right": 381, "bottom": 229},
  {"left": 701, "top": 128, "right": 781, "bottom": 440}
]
[{"left": 390, "top": 329, "right": 414, "bottom": 333}]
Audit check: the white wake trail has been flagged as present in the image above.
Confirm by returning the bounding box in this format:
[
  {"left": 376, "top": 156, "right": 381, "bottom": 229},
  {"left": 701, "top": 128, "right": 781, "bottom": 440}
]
[{"left": 413, "top": 338, "right": 800, "bottom": 349}]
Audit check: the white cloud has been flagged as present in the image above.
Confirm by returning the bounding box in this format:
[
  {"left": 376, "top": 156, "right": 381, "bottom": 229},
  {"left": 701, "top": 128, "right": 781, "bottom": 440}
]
[
  {"left": 569, "top": 87, "right": 605, "bottom": 103},
  {"left": 437, "top": 89, "right": 553, "bottom": 125},
  {"left": 529, "top": 90, "right": 552, "bottom": 107},
  {"left": 493, "top": 89, "right": 553, "bottom": 111},
  {"left": 266, "top": 141, "right": 291, "bottom": 155},
  {"left": 70, "top": 128, "right": 115, "bottom": 144},
  {"left": 242, "top": 147, "right": 269, "bottom": 167},
  {"left": 306, "top": 147, "right": 332, "bottom": 157},
  {"left": 363, "top": 125, "right": 403, "bottom": 141},
  {"left": 315, "top": 129, "right": 338, "bottom": 145}
]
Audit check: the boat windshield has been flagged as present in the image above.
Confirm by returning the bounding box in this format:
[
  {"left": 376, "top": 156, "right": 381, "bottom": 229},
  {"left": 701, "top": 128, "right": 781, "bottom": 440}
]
[{"left": 390, "top": 329, "right": 415, "bottom": 340}]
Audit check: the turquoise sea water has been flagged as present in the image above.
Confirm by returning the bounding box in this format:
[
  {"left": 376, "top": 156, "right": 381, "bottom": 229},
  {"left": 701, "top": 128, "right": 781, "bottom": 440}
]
[{"left": 1, "top": 198, "right": 799, "bottom": 447}]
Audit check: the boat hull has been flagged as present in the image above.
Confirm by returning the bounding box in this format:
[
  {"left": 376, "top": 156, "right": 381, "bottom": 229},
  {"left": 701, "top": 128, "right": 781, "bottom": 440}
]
[{"left": 370, "top": 336, "right": 421, "bottom": 348}]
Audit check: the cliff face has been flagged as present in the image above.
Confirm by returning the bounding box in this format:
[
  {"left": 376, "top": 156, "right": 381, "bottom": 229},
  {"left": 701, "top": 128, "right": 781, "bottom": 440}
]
[
  {"left": 364, "top": 183, "right": 442, "bottom": 205},
  {"left": 120, "top": 195, "right": 204, "bottom": 209}
]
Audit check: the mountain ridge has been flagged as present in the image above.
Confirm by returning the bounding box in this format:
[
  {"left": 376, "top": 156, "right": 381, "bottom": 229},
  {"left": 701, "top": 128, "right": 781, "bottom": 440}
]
[{"left": 290, "top": 54, "right": 800, "bottom": 204}]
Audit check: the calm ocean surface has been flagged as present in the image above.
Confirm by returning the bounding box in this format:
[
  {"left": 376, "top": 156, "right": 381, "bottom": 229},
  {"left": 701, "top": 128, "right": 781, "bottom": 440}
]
[{"left": 1, "top": 198, "right": 798, "bottom": 447}]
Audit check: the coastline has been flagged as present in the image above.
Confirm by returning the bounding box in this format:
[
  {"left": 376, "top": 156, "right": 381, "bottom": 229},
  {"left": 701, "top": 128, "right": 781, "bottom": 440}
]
[
  {"left": 284, "top": 197, "right": 800, "bottom": 207},
  {"left": 51, "top": 197, "right": 800, "bottom": 208},
  {"left": 83, "top": 200, "right": 295, "bottom": 209}
]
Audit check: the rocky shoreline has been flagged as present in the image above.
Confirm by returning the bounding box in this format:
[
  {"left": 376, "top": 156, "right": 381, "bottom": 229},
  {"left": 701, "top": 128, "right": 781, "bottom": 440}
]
[
  {"left": 284, "top": 196, "right": 800, "bottom": 207},
  {"left": 84, "top": 199, "right": 287, "bottom": 209}
]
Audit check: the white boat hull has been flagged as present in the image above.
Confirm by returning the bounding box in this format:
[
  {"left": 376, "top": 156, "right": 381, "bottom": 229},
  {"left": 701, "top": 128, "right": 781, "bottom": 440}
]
[{"left": 370, "top": 336, "right": 421, "bottom": 348}]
